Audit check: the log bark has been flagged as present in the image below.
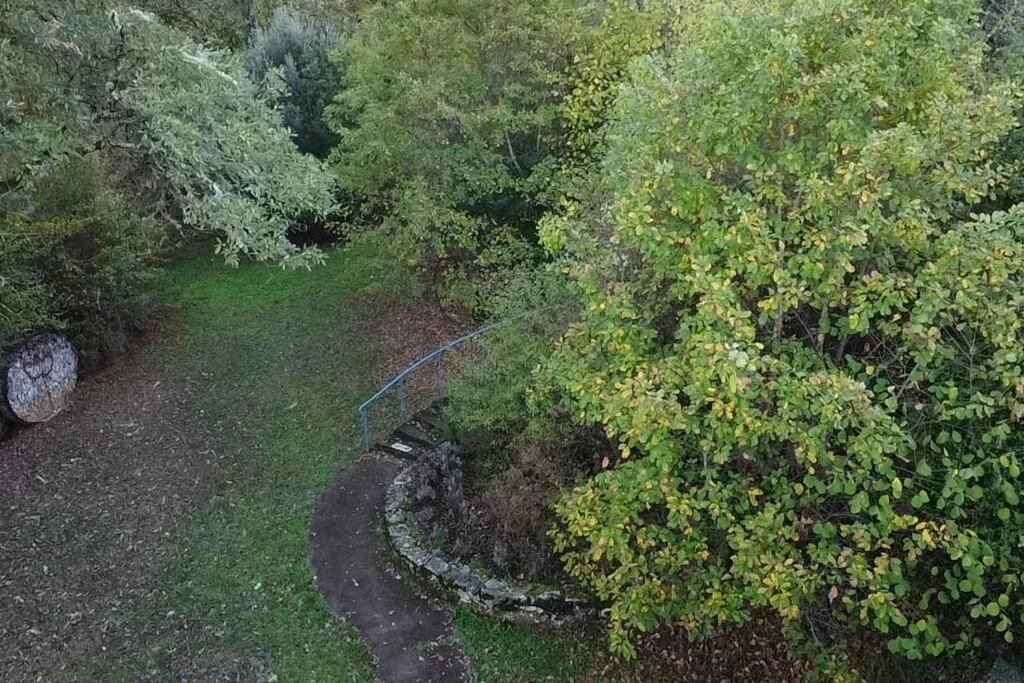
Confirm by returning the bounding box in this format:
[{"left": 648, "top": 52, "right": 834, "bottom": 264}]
[{"left": 0, "top": 333, "right": 79, "bottom": 424}]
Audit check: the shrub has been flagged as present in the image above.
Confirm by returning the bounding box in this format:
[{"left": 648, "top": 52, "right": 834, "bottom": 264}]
[
  {"left": 0, "top": 157, "right": 160, "bottom": 365},
  {"left": 441, "top": 265, "right": 602, "bottom": 581},
  {"left": 984, "top": 0, "right": 1024, "bottom": 206},
  {"left": 984, "top": 0, "right": 1024, "bottom": 65},
  {"left": 559, "top": 0, "right": 686, "bottom": 162},
  {"left": 543, "top": 0, "right": 1024, "bottom": 672},
  {"left": 0, "top": 227, "right": 60, "bottom": 341},
  {"left": 247, "top": 7, "right": 345, "bottom": 158},
  {"left": 445, "top": 266, "right": 579, "bottom": 440}
]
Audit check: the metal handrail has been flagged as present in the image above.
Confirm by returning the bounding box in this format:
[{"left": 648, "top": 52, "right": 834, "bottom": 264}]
[{"left": 358, "top": 324, "right": 495, "bottom": 450}]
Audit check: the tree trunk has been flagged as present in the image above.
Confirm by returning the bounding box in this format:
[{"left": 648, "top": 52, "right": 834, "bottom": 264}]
[{"left": 0, "top": 333, "right": 79, "bottom": 424}]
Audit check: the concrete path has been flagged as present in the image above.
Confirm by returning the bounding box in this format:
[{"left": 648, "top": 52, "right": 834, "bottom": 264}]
[{"left": 310, "top": 454, "right": 467, "bottom": 683}]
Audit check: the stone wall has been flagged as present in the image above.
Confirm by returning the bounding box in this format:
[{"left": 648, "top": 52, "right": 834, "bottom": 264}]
[{"left": 384, "top": 452, "right": 595, "bottom": 626}]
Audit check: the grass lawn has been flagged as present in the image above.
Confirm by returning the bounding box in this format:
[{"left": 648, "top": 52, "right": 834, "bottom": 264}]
[
  {"left": 59, "top": 239, "right": 598, "bottom": 681},
  {"left": 455, "top": 610, "right": 602, "bottom": 682},
  {"left": 82, "top": 241, "right": 397, "bottom": 680}
]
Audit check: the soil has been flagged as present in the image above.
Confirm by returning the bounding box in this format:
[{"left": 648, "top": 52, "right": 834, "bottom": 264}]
[
  {"left": 371, "top": 298, "right": 465, "bottom": 385},
  {"left": 0, "top": 343, "right": 235, "bottom": 679},
  {"left": 618, "top": 617, "right": 812, "bottom": 682}
]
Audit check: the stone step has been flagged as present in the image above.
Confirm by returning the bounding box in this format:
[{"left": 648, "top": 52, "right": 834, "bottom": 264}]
[
  {"left": 412, "top": 404, "right": 444, "bottom": 432},
  {"left": 379, "top": 437, "right": 426, "bottom": 461},
  {"left": 394, "top": 422, "right": 441, "bottom": 448}
]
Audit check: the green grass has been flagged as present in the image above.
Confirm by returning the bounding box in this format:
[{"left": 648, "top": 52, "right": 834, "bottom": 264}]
[
  {"left": 68, "top": 238, "right": 602, "bottom": 681},
  {"left": 76, "top": 240, "right": 416, "bottom": 681},
  {"left": 455, "top": 610, "right": 602, "bottom": 682}
]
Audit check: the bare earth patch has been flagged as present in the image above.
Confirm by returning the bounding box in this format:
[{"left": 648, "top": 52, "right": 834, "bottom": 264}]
[
  {"left": 0, "top": 343, "right": 240, "bottom": 679},
  {"left": 370, "top": 297, "right": 466, "bottom": 385}
]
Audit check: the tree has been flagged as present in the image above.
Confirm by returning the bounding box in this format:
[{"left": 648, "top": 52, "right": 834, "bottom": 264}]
[
  {"left": 326, "top": 0, "right": 583, "bottom": 276},
  {"left": 111, "top": 8, "right": 337, "bottom": 265},
  {"left": 1, "top": 1, "right": 337, "bottom": 365},
  {"left": 247, "top": 7, "right": 345, "bottom": 158},
  {"left": 2, "top": 2, "right": 336, "bottom": 266},
  {"left": 544, "top": 0, "right": 1024, "bottom": 671},
  {"left": 133, "top": 0, "right": 266, "bottom": 47}
]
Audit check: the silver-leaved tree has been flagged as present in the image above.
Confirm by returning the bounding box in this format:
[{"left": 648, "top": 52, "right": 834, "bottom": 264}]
[{"left": 1, "top": 1, "right": 336, "bottom": 266}]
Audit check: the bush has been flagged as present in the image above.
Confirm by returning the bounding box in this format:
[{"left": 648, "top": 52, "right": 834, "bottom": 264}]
[
  {"left": 445, "top": 266, "right": 579, "bottom": 440},
  {"left": 0, "top": 157, "right": 160, "bottom": 366},
  {"left": 440, "top": 265, "right": 604, "bottom": 581},
  {"left": 543, "top": 0, "right": 1024, "bottom": 672},
  {"left": 247, "top": 7, "right": 345, "bottom": 158}
]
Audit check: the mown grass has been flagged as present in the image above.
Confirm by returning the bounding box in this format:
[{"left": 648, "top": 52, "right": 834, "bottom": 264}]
[
  {"left": 70, "top": 238, "right": 600, "bottom": 681},
  {"left": 455, "top": 610, "right": 603, "bottom": 682},
  {"left": 73, "top": 239, "right": 414, "bottom": 681}
]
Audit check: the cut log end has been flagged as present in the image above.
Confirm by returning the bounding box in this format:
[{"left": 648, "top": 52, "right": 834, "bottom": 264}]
[{"left": 1, "top": 333, "right": 79, "bottom": 424}]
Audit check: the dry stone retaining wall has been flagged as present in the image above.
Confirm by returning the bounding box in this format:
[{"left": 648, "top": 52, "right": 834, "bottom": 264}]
[{"left": 381, "top": 420, "right": 595, "bottom": 625}]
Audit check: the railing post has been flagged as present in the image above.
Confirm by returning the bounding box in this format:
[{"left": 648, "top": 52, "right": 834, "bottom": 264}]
[
  {"left": 435, "top": 353, "right": 445, "bottom": 399},
  {"left": 398, "top": 377, "right": 407, "bottom": 423},
  {"left": 361, "top": 406, "right": 370, "bottom": 451},
  {"left": 358, "top": 325, "right": 495, "bottom": 449}
]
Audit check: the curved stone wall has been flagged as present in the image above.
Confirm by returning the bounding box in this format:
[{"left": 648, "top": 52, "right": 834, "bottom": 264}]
[{"left": 384, "top": 456, "right": 595, "bottom": 626}]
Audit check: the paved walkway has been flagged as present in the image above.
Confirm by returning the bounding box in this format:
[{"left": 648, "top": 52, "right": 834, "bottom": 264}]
[{"left": 310, "top": 453, "right": 468, "bottom": 683}]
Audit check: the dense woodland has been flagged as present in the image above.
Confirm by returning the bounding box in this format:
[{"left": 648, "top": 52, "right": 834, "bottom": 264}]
[{"left": 5, "top": 0, "right": 1024, "bottom": 678}]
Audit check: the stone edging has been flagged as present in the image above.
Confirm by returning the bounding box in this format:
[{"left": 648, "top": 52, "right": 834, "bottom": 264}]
[{"left": 384, "top": 463, "right": 595, "bottom": 625}]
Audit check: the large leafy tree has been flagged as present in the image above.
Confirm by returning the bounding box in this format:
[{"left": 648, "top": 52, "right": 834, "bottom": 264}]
[
  {"left": 113, "top": 8, "right": 337, "bottom": 264},
  {"left": 1, "top": 1, "right": 337, "bottom": 365},
  {"left": 2, "top": 2, "right": 335, "bottom": 265},
  {"left": 543, "top": 0, "right": 1024, "bottom": 670},
  {"left": 326, "top": 0, "right": 583, "bottom": 273}
]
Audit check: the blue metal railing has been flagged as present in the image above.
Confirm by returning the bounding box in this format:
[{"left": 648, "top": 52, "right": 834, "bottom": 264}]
[{"left": 358, "top": 325, "right": 494, "bottom": 451}]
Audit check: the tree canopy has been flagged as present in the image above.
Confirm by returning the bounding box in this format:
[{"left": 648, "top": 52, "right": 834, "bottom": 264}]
[{"left": 544, "top": 0, "right": 1024, "bottom": 667}]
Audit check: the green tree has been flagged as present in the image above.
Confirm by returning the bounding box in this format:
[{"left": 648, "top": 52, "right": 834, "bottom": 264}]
[
  {"left": 543, "top": 0, "right": 1024, "bottom": 671},
  {"left": 134, "top": 0, "right": 271, "bottom": 47},
  {"left": 2, "top": 2, "right": 335, "bottom": 265},
  {"left": 1, "top": 1, "right": 336, "bottom": 363},
  {"left": 112, "top": 8, "right": 337, "bottom": 265},
  {"left": 326, "top": 0, "right": 583, "bottom": 275},
  {"left": 247, "top": 7, "right": 345, "bottom": 158}
]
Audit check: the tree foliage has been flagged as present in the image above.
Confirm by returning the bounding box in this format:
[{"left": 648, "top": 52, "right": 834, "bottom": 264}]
[
  {"left": 326, "top": 0, "right": 583, "bottom": 271},
  {"left": 248, "top": 7, "right": 345, "bottom": 158},
  {"left": 542, "top": 0, "right": 1024, "bottom": 670},
  {"left": 2, "top": 2, "right": 335, "bottom": 266},
  {"left": 113, "top": 8, "right": 337, "bottom": 265},
  {"left": 1, "top": 1, "right": 335, "bottom": 364}
]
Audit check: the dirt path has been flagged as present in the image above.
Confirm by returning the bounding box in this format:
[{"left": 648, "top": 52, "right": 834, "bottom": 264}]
[
  {"left": 0, "top": 245, "right": 471, "bottom": 681},
  {"left": 0, "top": 349, "right": 233, "bottom": 679},
  {"left": 311, "top": 455, "right": 468, "bottom": 683}
]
